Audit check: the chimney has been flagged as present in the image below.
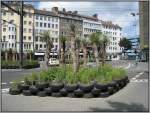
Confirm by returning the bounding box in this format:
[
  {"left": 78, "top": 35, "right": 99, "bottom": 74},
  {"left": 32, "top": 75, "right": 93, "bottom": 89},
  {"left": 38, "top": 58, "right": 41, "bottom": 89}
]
[
  {"left": 93, "top": 14, "right": 98, "bottom": 18},
  {"left": 73, "top": 11, "right": 78, "bottom": 14},
  {"left": 62, "top": 8, "right": 66, "bottom": 12},
  {"left": 52, "top": 7, "right": 58, "bottom": 13}
]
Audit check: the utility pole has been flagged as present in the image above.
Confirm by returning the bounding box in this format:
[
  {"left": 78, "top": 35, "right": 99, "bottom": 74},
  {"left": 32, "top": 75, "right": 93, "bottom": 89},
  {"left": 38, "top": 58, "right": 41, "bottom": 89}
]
[{"left": 19, "top": 1, "right": 24, "bottom": 68}]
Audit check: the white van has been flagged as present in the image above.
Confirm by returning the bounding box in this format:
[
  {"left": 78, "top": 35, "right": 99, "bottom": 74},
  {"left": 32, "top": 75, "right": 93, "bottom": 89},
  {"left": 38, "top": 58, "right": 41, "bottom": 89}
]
[{"left": 49, "top": 58, "right": 59, "bottom": 66}]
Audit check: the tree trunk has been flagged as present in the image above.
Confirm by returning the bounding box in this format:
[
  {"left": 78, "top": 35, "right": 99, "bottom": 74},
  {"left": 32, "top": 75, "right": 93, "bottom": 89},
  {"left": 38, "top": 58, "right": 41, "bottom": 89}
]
[
  {"left": 61, "top": 48, "right": 65, "bottom": 65},
  {"left": 44, "top": 48, "right": 49, "bottom": 70},
  {"left": 93, "top": 44, "right": 99, "bottom": 66},
  {"left": 29, "top": 53, "right": 32, "bottom": 61},
  {"left": 13, "top": 52, "right": 16, "bottom": 61},
  {"left": 102, "top": 44, "right": 106, "bottom": 66},
  {"left": 5, "top": 51, "right": 8, "bottom": 61},
  {"left": 83, "top": 47, "right": 87, "bottom": 67},
  {"left": 71, "top": 38, "right": 77, "bottom": 74},
  {"left": 76, "top": 48, "right": 79, "bottom": 71}
]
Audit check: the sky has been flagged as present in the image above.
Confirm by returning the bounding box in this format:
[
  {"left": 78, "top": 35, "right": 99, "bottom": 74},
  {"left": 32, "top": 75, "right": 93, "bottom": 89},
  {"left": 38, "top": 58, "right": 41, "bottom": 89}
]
[{"left": 28, "top": 1, "right": 139, "bottom": 39}]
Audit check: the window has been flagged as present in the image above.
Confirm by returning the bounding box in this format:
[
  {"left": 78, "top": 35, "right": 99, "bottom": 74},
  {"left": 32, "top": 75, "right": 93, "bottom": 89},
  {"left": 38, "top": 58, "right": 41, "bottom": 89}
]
[
  {"left": 55, "top": 24, "right": 58, "bottom": 29},
  {"left": 24, "top": 28, "right": 27, "bottom": 32},
  {"left": 29, "top": 13, "right": 32, "bottom": 18},
  {"left": 44, "top": 23, "right": 47, "bottom": 27},
  {"left": 29, "top": 29, "right": 32, "bottom": 33},
  {"left": 40, "top": 44, "right": 42, "bottom": 48},
  {"left": 35, "top": 44, "right": 38, "bottom": 50},
  {"left": 11, "top": 12, "right": 14, "bottom": 15},
  {"left": 29, "top": 44, "right": 31, "bottom": 49},
  {"left": 36, "top": 15, "right": 39, "bottom": 20},
  {"left": 55, "top": 45, "right": 58, "bottom": 50},
  {"left": 55, "top": 38, "right": 58, "bottom": 42},
  {"left": 36, "top": 22, "right": 38, "bottom": 27},
  {"left": 40, "top": 16, "right": 43, "bottom": 20},
  {"left": 52, "top": 24, "right": 54, "bottom": 28},
  {"left": 55, "top": 18, "right": 58, "bottom": 22},
  {"left": 9, "top": 35, "right": 11, "bottom": 39},
  {"left": 52, "top": 18, "right": 54, "bottom": 22},
  {"left": 12, "top": 27, "right": 14, "bottom": 31},
  {"left": 29, "top": 21, "right": 32, "bottom": 25},
  {"left": 48, "top": 23, "right": 50, "bottom": 28},
  {"left": 48, "top": 17, "right": 51, "bottom": 21},
  {"left": 3, "top": 28, "right": 6, "bottom": 32},
  {"left": 44, "top": 17, "right": 46, "bottom": 21},
  {"left": 12, "top": 35, "right": 14, "bottom": 39},
  {"left": 40, "top": 22, "right": 43, "bottom": 27},
  {"left": 2, "top": 43, "right": 4, "bottom": 48},
  {"left": 12, "top": 43, "right": 14, "bottom": 47},
  {"left": 3, "top": 11, "right": 6, "bottom": 16},
  {"left": 35, "top": 36, "right": 38, "bottom": 41},
  {"left": 3, "top": 36, "right": 6, "bottom": 41},
  {"left": 24, "top": 36, "right": 26, "bottom": 40},
  {"left": 24, "top": 44, "right": 26, "bottom": 49},
  {"left": 9, "top": 27, "right": 11, "bottom": 31},
  {"left": 28, "top": 36, "right": 31, "bottom": 40},
  {"left": 14, "top": 35, "right": 16, "bottom": 39},
  {"left": 24, "top": 21, "right": 27, "bottom": 25},
  {"left": 55, "top": 31, "right": 58, "bottom": 35},
  {"left": 44, "top": 44, "right": 46, "bottom": 48}
]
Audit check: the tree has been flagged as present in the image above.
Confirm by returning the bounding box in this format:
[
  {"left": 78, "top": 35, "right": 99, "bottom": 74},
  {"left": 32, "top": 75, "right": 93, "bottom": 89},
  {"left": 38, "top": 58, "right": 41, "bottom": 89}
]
[
  {"left": 90, "top": 32, "right": 103, "bottom": 66},
  {"left": 101, "top": 34, "right": 109, "bottom": 66},
  {"left": 60, "top": 35, "right": 67, "bottom": 65},
  {"left": 81, "top": 38, "right": 89, "bottom": 67},
  {"left": 119, "top": 37, "right": 132, "bottom": 56},
  {"left": 39, "top": 31, "right": 53, "bottom": 69},
  {"left": 75, "top": 37, "right": 81, "bottom": 71},
  {"left": 70, "top": 24, "right": 78, "bottom": 74},
  {"left": 119, "top": 37, "right": 132, "bottom": 50}
]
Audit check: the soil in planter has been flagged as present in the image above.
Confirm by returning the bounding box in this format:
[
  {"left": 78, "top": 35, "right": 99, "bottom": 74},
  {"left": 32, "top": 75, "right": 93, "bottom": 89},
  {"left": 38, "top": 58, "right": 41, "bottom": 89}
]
[
  {"left": 64, "top": 84, "right": 78, "bottom": 93},
  {"left": 107, "top": 86, "right": 114, "bottom": 95},
  {"left": 44, "top": 87, "right": 52, "bottom": 96},
  {"left": 22, "top": 90, "right": 32, "bottom": 96},
  {"left": 9, "top": 88, "right": 21, "bottom": 95},
  {"left": 29, "top": 86, "right": 38, "bottom": 95},
  {"left": 74, "top": 88, "right": 84, "bottom": 98},
  {"left": 60, "top": 88, "right": 68, "bottom": 97},
  {"left": 37, "top": 91, "right": 47, "bottom": 97},
  {"left": 79, "top": 83, "right": 94, "bottom": 93}
]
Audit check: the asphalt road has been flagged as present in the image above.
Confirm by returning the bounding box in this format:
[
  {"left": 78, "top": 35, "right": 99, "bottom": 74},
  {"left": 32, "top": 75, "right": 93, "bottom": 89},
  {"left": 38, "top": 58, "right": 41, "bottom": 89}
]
[{"left": 1, "top": 60, "right": 149, "bottom": 111}]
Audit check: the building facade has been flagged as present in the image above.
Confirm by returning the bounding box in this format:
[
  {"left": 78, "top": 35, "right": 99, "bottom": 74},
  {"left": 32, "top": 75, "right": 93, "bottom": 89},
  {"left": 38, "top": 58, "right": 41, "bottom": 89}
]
[{"left": 101, "top": 21, "right": 123, "bottom": 60}]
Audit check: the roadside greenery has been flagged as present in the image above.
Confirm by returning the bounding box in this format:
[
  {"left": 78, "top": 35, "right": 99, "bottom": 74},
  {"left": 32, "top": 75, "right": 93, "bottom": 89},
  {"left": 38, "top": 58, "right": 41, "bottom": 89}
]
[
  {"left": 1, "top": 60, "right": 40, "bottom": 69},
  {"left": 11, "top": 64, "right": 126, "bottom": 88}
]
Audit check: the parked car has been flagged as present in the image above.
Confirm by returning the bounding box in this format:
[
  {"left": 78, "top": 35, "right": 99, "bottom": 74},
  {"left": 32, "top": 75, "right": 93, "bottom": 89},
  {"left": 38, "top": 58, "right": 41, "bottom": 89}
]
[{"left": 49, "top": 58, "right": 59, "bottom": 66}]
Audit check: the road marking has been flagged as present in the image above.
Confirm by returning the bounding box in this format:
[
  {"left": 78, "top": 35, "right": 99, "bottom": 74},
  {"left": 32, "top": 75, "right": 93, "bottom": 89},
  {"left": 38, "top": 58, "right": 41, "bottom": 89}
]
[
  {"left": 125, "top": 63, "right": 131, "bottom": 69},
  {"left": 2, "top": 88, "right": 9, "bottom": 93},
  {"left": 9, "top": 82, "right": 14, "bottom": 84},
  {"left": 2, "top": 83, "right": 7, "bottom": 85},
  {"left": 130, "top": 79, "right": 148, "bottom": 83},
  {"left": 131, "top": 72, "right": 144, "bottom": 80}
]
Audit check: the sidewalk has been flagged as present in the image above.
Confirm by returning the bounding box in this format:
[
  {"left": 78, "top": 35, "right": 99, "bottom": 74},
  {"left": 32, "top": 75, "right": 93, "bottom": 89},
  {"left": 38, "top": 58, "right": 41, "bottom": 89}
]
[{"left": 2, "top": 82, "right": 148, "bottom": 112}]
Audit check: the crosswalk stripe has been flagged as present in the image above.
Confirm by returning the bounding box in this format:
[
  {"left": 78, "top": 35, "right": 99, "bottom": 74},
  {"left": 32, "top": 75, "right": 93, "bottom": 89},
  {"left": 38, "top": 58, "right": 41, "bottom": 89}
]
[
  {"left": 2, "top": 88, "right": 9, "bottom": 93},
  {"left": 130, "top": 79, "right": 148, "bottom": 82}
]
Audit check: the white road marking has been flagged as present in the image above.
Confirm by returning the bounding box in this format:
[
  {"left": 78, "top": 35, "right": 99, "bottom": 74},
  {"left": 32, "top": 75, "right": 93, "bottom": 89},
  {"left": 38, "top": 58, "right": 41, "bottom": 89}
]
[
  {"left": 2, "top": 88, "right": 9, "bottom": 93},
  {"left": 130, "top": 79, "right": 148, "bottom": 83},
  {"left": 9, "top": 82, "right": 14, "bottom": 84},
  {"left": 131, "top": 72, "right": 144, "bottom": 80},
  {"left": 2, "top": 83, "right": 7, "bottom": 85}
]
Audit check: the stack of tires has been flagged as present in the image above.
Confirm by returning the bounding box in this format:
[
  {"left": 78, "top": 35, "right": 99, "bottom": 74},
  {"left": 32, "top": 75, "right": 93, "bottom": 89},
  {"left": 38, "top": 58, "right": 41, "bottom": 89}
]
[{"left": 9, "top": 76, "right": 129, "bottom": 98}]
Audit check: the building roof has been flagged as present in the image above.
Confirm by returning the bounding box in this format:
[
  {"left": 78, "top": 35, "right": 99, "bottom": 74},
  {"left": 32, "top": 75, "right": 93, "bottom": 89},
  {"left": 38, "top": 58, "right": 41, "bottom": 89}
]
[
  {"left": 101, "top": 20, "right": 122, "bottom": 30},
  {"left": 34, "top": 9, "right": 58, "bottom": 17}
]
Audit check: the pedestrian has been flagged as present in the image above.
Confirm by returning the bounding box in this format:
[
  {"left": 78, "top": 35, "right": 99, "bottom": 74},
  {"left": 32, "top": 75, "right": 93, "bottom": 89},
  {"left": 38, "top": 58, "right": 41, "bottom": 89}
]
[{"left": 135, "top": 55, "right": 138, "bottom": 66}]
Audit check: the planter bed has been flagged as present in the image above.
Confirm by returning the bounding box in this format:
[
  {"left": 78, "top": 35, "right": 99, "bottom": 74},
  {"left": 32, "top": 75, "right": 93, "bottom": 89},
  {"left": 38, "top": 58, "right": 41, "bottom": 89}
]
[{"left": 9, "top": 76, "right": 129, "bottom": 98}]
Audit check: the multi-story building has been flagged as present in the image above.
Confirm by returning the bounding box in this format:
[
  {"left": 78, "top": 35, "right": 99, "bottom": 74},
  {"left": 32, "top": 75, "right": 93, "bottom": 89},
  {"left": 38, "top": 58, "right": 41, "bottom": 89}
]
[
  {"left": 82, "top": 14, "right": 101, "bottom": 39},
  {"left": 1, "top": 3, "right": 34, "bottom": 53},
  {"left": 34, "top": 8, "right": 59, "bottom": 60},
  {"left": 1, "top": 20, "right": 17, "bottom": 51},
  {"left": 101, "top": 21, "right": 123, "bottom": 60}
]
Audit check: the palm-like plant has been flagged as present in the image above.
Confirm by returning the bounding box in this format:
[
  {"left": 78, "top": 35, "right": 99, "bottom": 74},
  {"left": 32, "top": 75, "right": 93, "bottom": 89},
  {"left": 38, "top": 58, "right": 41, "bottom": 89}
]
[
  {"left": 70, "top": 24, "right": 78, "bottom": 74},
  {"left": 101, "top": 34, "right": 110, "bottom": 66},
  {"left": 90, "top": 32, "right": 103, "bottom": 66},
  {"left": 81, "top": 38, "right": 89, "bottom": 67},
  {"left": 60, "top": 35, "right": 67, "bottom": 65},
  {"left": 39, "top": 31, "right": 53, "bottom": 69}
]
